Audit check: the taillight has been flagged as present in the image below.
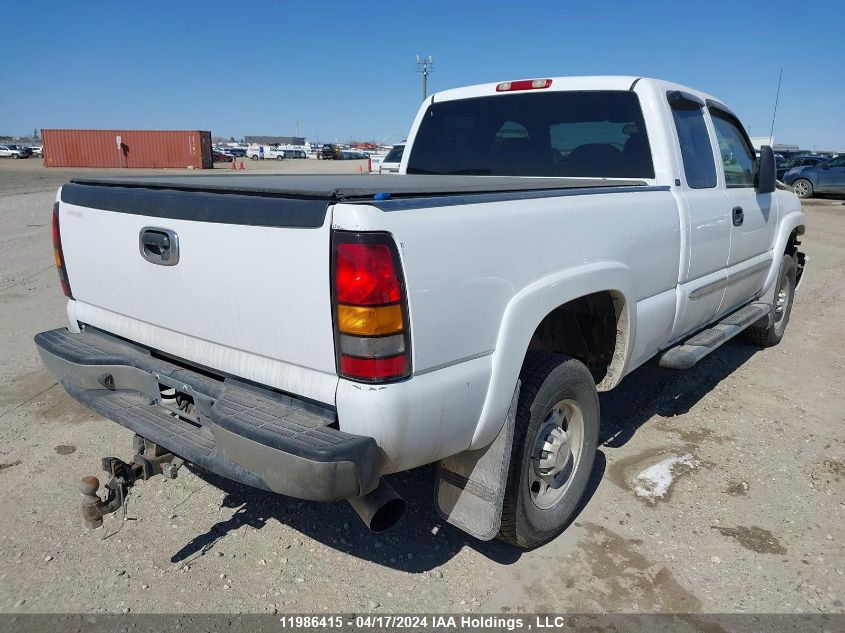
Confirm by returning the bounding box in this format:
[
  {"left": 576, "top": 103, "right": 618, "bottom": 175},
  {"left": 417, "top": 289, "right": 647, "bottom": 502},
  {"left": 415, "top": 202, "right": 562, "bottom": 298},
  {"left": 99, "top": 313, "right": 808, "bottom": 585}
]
[
  {"left": 332, "top": 231, "right": 410, "bottom": 382},
  {"left": 52, "top": 202, "right": 73, "bottom": 298},
  {"left": 496, "top": 78, "right": 552, "bottom": 92}
]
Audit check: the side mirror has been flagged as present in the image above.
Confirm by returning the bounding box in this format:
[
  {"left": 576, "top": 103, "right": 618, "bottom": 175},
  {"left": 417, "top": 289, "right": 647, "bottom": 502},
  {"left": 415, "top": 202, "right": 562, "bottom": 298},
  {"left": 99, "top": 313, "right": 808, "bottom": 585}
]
[{"left": 756, "top": 145, "right": 776, "bottom": 194}]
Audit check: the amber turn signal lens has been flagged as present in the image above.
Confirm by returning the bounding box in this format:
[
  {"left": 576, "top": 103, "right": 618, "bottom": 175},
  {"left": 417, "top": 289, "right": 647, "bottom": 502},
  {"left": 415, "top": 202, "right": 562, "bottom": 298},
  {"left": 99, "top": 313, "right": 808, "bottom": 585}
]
[{"left": 337, "top": 304, "right": 403, "bottom": 336}]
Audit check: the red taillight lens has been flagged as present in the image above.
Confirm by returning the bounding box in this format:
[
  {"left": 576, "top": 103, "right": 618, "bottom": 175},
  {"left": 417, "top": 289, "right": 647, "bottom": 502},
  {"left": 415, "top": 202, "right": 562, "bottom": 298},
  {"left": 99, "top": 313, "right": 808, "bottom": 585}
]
[
  {"left": 332, "top": 231, "right": 411, "bottom": 383},
  {"left": 339, "top": 354, "right": 406, "bottom": 380},
  {"left": 52, "top": 203, "right": 73, "bottom": 298},
  {"left": 336, "top": 243, "right": 400, "bottom": 305}
]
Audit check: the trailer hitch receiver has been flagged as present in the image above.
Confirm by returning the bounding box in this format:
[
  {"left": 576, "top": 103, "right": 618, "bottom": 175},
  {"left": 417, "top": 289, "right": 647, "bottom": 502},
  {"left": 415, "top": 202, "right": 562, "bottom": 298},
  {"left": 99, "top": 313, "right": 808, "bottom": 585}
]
[{"left": 79, "top": 435, "right": 184, "bottom": 528}]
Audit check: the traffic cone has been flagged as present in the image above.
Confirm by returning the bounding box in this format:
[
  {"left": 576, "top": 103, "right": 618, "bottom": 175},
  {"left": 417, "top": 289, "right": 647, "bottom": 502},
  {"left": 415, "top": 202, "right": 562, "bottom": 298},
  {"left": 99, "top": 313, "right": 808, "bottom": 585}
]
[
  {"left": 230, "top": 160, "right": 236, "bottom": 170},
  {"left": 239, "top": 160, "right": 245, "bottom": 170}
]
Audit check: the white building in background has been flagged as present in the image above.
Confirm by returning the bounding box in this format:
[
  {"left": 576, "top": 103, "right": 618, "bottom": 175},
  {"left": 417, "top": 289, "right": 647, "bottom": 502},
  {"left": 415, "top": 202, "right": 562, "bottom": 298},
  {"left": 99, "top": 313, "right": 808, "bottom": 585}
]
[{"left": 751, "top": 136, "right": 800, "bottom": 154}]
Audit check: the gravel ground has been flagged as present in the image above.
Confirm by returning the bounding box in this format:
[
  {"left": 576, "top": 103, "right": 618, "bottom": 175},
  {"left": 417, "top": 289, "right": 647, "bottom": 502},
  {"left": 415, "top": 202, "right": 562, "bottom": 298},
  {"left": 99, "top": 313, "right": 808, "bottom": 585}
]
[{"left": 0, "top": 159, "right": 843, "bottom": 616}]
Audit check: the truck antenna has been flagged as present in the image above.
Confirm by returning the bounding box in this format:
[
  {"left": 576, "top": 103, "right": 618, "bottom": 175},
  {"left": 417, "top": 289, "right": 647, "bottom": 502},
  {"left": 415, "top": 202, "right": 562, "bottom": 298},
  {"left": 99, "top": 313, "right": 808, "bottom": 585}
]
[{"left": 768, "top": 68, "right": 783, "bottom": 146}]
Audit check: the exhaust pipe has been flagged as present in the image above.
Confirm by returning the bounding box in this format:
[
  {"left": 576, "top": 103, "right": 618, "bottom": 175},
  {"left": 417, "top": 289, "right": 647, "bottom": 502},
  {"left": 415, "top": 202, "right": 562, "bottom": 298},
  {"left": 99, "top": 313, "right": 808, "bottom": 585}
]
[{"left": 347, "top": 480, "right": 405, "bottom": 532}]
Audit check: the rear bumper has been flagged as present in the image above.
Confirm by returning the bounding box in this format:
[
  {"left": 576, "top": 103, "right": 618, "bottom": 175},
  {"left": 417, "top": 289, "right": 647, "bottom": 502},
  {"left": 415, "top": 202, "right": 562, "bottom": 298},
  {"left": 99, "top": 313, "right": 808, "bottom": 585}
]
[{"left": 34, "top": 327, "right": 382, "bottom": 501}]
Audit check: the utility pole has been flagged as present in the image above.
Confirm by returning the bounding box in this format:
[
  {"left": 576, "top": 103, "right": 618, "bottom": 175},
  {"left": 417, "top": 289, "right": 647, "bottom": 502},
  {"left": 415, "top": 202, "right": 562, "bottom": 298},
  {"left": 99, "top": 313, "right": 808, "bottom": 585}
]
[{"left": 416, "top": 55, "right": 434, "bottom": 101}]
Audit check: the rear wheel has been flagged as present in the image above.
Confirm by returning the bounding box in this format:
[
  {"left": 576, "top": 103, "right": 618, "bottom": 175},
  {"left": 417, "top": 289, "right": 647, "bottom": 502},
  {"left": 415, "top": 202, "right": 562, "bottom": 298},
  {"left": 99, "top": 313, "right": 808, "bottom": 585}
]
[
  {"left": 499, "top": 353, "right": 599, "bottom": 549},
  {"left": 791, "top": 179, "right": 813, "bottom": 199},
  {"left": 276, "top": 155, "right": 284, "bottom": 161},
  {"left": 250, "top": 155, "right": 259, "bottom": 161},
  {"left": 743, "top": 255, "right": 797, "bottom": 347}
]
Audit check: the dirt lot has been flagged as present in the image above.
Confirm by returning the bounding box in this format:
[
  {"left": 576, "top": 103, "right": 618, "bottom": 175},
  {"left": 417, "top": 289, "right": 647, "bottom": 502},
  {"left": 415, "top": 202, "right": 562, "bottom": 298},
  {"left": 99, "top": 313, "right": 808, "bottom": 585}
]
[{"left": 0, "top": 158, "right": 842, "bottom": 617}]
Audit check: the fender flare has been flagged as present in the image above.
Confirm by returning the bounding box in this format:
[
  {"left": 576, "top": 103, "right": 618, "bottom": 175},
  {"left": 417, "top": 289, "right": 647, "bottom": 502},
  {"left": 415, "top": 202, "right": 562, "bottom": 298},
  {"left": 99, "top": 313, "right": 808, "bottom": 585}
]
[
  {"left": 760, "top": 209, "right": 806, "bottom": 299},
  {"left": 469, "top": 262, "right": 636, "bottom": 449}
]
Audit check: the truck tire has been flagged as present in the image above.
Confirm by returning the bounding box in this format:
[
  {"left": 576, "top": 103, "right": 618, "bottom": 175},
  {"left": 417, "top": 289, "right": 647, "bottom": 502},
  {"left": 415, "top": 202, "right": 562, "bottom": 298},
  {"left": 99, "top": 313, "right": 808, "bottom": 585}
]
[
  {"left": 276, "top": 155, "right": 284, "bottom": 161},
  {"left": 250, "top": 155, "right": 259, "bottom": 161},
  {"left": 743, "top": 254, "right": 797, "bottom": 348},
  {"left": 499, "top": 353, "right": 599, "bottom": 549},
  {"left": 791, "top": 179, "right": 813, "bottom": 199}
]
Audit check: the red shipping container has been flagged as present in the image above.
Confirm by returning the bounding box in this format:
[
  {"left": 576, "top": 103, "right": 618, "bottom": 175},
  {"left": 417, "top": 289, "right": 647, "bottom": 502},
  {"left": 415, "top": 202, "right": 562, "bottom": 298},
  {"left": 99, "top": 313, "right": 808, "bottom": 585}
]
[{"left": 42, "top": 129, "right": 212, "bottom": 169}]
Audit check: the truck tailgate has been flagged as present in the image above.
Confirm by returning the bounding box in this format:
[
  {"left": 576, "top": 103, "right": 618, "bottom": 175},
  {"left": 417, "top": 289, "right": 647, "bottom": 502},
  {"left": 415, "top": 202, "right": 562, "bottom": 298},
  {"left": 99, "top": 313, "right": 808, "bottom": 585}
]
[{"left": 57, "top": 182, "right": 338, "bottom": 405}]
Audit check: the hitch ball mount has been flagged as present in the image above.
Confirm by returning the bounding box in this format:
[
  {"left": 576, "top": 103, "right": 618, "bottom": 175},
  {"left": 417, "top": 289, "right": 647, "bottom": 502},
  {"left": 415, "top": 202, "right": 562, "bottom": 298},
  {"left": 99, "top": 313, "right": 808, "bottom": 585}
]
[{"left": 79, "top": 435, "right": 184, "bottom": 529}]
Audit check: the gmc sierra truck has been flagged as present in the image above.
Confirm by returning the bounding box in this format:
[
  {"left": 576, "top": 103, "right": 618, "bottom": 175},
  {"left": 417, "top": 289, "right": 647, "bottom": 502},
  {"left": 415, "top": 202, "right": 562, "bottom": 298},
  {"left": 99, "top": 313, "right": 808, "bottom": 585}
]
[{"left": 36, "top": 76, "right": 806, "bottom": 549}]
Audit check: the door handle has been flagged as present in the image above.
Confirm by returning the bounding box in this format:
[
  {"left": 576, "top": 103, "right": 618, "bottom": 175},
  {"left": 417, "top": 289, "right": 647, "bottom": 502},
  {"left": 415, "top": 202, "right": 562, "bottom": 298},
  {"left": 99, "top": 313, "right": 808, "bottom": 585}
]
[
  {"left": 139, "top": 227, "right": 179, "bottom": 266},
  {"left": 732, "top": 206, "right": 744, "bottom": 226}
]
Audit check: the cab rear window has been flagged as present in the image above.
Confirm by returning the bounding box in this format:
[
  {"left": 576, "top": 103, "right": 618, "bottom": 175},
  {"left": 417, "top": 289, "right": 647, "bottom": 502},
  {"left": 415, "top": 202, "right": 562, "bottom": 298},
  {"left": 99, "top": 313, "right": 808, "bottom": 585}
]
[{"left": 407, "top": 91, "right": 654, "bottom": 178}]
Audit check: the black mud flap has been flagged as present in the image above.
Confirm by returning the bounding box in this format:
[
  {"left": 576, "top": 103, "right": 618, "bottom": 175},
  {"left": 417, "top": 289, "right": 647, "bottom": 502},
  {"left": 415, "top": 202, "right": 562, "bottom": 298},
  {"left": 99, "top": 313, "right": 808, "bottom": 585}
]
[{"left": 434, "top": 381, "right": 519, "bottom": 540}]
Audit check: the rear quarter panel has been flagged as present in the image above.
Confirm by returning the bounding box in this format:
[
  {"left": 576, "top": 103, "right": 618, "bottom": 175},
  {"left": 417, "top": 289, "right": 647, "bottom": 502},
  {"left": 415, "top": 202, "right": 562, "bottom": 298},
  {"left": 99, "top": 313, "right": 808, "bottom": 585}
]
[{"left": 332, "top": 188, "right": 681, "bottom": 469}]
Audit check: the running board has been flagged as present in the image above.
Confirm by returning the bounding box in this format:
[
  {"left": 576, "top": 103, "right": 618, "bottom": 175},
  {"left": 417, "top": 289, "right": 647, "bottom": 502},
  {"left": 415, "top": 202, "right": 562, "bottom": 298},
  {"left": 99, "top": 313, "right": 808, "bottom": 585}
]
[{"left": 659, "top": 302, "right": 771, "bottom": 370}]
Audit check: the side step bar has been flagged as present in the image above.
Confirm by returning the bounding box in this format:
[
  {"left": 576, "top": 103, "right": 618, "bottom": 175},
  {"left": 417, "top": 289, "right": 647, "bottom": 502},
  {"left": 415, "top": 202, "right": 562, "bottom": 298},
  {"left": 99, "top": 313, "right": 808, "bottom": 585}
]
[{"left": 659, "top": 302, "right": 771, "bottom": 369}]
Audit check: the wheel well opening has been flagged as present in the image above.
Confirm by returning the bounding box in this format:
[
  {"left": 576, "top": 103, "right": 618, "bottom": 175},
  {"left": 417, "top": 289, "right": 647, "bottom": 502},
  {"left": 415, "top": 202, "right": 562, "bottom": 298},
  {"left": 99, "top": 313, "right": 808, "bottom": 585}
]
[
  {"left": 786, "top": 227, "right": 803, "bottom": 257},
  {"left": 527, "top": 291, "right": 626, "bottom": 388},
  {"left": 787, "top": 226, "right": 805, "bottom": 286}
]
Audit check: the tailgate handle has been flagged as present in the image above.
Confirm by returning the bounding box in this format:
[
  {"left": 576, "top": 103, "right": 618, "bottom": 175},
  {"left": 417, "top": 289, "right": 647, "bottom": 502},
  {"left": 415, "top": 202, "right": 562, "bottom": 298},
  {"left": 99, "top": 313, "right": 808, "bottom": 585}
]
[{"left": 139, "top": 227, "right": 179, "bottom": 266}]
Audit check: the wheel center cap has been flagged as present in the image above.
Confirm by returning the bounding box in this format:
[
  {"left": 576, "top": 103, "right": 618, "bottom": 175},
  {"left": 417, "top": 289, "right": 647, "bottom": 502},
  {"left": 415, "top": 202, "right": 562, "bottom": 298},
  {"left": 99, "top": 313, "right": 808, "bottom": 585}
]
[{"left": 536, "top": 426, "right": 571, "bottom": 477}]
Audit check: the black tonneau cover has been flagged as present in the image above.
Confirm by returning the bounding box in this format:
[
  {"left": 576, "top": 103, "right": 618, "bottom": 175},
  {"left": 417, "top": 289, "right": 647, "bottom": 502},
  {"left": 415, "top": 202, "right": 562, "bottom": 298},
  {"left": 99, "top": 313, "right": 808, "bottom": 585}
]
[{"left": 70, "top": 174, "right": 647, "bottom": 201}]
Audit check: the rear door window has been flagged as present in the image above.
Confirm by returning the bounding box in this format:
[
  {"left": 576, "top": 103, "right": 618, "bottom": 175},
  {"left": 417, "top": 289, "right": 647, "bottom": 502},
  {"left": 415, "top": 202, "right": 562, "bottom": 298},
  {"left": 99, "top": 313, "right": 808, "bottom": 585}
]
[
  {"left": 406, "top": 91, "right": 654, "bottom": 178},
  {"left": 669, "top": 99, "right": 717, "bottom": 189}
]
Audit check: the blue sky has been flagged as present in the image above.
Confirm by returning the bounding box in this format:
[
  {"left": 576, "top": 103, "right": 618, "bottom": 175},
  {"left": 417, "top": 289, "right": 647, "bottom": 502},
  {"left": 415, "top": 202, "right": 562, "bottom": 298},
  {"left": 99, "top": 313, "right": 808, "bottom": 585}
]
[{"left": 3, "top": 1, "right": 844, "bottom": 149}]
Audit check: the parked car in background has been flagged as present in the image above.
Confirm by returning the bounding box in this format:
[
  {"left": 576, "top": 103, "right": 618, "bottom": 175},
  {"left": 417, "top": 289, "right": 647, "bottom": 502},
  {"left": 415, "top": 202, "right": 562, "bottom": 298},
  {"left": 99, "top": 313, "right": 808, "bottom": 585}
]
[
  {"left": 784, "top": 154, "right": 845, "bottom": 198},
  {"left": 212, "top": 149, "right": 234, "bottom": 163},
  {"left": 226, "top": 147, "right": 247, "bottom": 158},
  {"left": 321, "top": 144, "right": 341, "bottom": 160},
  {"left": 776, "top": 154, "right": 829, "bottom": 181},
  {"left": 379, "top": 144, "right": 404, "bottom": 174},
  {"left": 0, "top": 144, "right": 32, "bottom": 159},
  {"left": 341, "top": 150, "right": 369, "bottom": 160},
  {"left": 28, "top": 145, "right": 43, "bottom": 157}
]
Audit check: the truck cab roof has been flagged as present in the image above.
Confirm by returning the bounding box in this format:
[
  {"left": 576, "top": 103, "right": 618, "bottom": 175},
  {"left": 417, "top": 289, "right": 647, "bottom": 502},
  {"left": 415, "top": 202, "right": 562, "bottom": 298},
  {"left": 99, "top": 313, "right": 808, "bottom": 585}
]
[{"left": 430, "top": 76, "right": 719, "bottom": 106}]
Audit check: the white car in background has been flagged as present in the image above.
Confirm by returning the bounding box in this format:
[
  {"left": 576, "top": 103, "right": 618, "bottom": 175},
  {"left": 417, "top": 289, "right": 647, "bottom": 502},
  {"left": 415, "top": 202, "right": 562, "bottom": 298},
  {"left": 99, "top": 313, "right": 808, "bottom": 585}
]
[
  {"left": 0, "top": 144, "right": 32, "bottom": 159},
  {"left": 378, "top": 144, "right": 404, "bottom": 173}
]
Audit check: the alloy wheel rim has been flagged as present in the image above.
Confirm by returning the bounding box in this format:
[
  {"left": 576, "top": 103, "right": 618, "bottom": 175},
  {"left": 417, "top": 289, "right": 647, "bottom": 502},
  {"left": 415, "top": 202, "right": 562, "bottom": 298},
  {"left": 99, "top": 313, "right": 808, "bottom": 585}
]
[{"left": 528, "top": 398, "right": 585, "bottom": 510}]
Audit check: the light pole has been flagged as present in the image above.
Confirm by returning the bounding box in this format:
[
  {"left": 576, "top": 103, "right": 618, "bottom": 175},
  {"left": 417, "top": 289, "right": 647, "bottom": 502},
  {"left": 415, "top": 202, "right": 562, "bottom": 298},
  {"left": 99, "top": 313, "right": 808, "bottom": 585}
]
[{"left": 416, "top": 55, "right": 434, "bottom": 101}]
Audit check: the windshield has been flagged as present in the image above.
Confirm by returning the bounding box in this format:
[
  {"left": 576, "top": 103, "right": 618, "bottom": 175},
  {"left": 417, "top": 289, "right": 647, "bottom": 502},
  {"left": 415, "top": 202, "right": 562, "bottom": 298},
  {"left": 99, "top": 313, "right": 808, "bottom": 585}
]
[{"left": 407, "top": 90, "right": 654, "bottom": 178}]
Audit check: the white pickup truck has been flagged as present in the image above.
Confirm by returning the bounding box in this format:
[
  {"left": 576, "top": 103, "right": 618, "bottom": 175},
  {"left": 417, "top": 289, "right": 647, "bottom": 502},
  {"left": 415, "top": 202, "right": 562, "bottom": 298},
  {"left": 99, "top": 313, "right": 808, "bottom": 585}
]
[{"left": 37, "top": 76, "right": 806, "bottom": 548}]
